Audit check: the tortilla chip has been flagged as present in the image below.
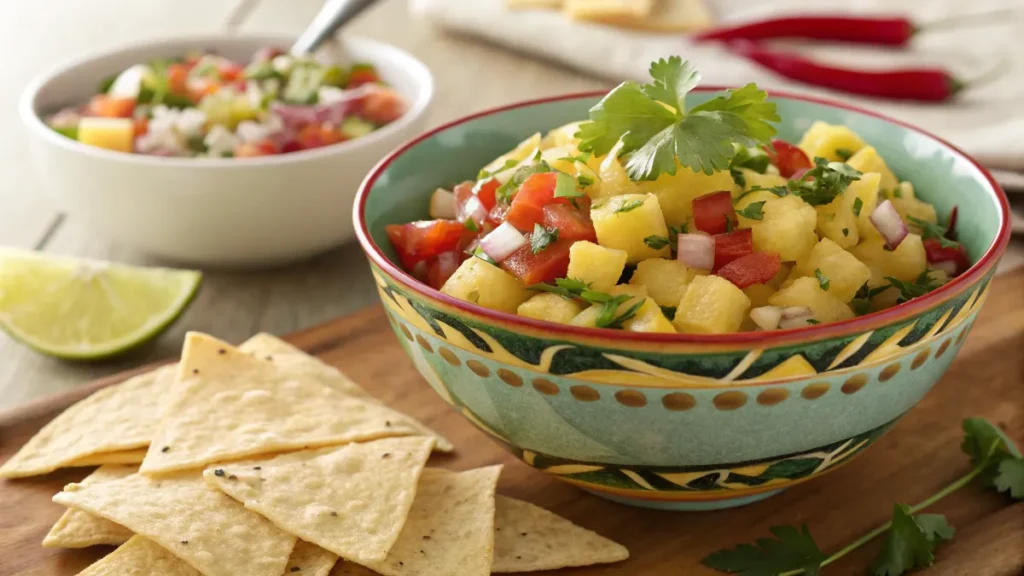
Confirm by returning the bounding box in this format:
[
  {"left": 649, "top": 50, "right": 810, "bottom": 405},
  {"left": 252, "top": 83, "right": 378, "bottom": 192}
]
[
  {"left": 0, "top": 366, "right": 175, "bottom": 478},
  {"left": 492, "top": 496, "right": 629, "bottom": 572},
  {"left": 205, "top": 437, "right": 433, "bottom": 564},
  {"left": 563, "top": 0, "right": 653, "bottom": 19},
  {"left": 566, "top": 0, "right": 713, "bottom": 31},
  {"left": 349, "top": 466, "right": 502, "bottom": 576},
  {"left": 287, "top": 540, "right": 340, "bottom": 576},
  {"left": 77, "top": 535, "right": 201, "bottom": 576},
  {"left": 65, "top": 449, "right": 148, "bottom": 467},
  {"left": 506, "top": 0, "right": 564, "bottom": 8},
  {"left": 43, "top": 465, "right": 135, "bottom": 548},
  {"left": 240, "top": 333, "right": 453, "bottom": 453},
  {"left": 53, "top": 471, "right": 296, "bottom": 576},
  {"left": 140, "top": 333, "right": 420, "bottom": 475}
]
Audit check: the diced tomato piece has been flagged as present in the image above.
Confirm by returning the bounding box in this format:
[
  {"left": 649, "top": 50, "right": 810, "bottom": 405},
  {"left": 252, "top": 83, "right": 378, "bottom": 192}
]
[
  {"left": 923, "top": 239, "right": 970, "bottom": 276},
  {"left": 281, "top": 140, "right": 303, "bottom": 154},
  {"left": 765, "top": 139, "right": 813, "bottom": 178},
  {"left": 717, "top": 251, "right": 782, "bottom": 289},
  {"left": 167, "top": 64, "right": 191, "bottom": 96},
  {"left": 187, "top": 77, "right": 221, "bottom": 101},
  {"left": 356, "top": 88, "right": 406, "bottom": 125},
  {"left": 500, "top": 238, "right": 573, "bottom": 285},
  {"left": 385, "top": 220, "right": 469, "bottom": 270},
  {"left": 426, "top": 251, "right": 464, "bottom": 289},
  {"left": 216, "top": 61, "right": 245, "bottom": 82},
  {"left": 295, "top": 122, "right": 345, "bottom": 150},
  {"left": 348, "top": 66, "right": 380, "bottom": 87},
  {"left": 505, "top": 172, "right": 578, "bottom": 232},
  {"left": 542, "top": 203, "right": 596, "bottom": 242},
  {"left": 88, "top": 95, "right": 135, "bottom": 118},
  {"left": 132, "top": 116, "right": 149, "bottom": 137},
  {"left": 234, "top": 139, "right": 280, "bottom": 158},
  {"left": 713, "top": 228, "right": 753, "bottom": 271},
  {"left": 473, "top": 179, "right": 499, "bottom": 211},
  {"left": 692, "top": 190, "right": 736, "bottom": 235}
]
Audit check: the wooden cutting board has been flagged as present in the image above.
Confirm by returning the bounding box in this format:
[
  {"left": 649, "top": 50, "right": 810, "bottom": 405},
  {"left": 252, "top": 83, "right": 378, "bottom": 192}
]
[{"left": 1, "top": 270, "right": 1022, "bottom": 576}]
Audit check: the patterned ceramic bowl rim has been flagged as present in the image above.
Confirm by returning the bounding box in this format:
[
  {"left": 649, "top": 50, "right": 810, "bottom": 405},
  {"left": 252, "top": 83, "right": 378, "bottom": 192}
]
[{"left": 354, "top": 87, "right": 1012, "bottom": 347}]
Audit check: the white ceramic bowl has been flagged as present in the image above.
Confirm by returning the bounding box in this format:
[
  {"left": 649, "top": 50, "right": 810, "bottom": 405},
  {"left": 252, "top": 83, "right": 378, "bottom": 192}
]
[{"left": 20, "top": 34, "right": 433, "bottom": 267}]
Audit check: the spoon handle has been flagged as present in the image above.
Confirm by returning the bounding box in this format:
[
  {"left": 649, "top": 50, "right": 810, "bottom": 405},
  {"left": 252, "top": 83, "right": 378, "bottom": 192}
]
[{"left": 290, "top": 0, "right": 380, "bottom": 56}]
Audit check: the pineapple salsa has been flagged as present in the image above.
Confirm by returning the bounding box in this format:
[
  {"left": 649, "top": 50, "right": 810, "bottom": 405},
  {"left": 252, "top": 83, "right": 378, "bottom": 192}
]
[
  {"left": 46, "top": 48, "right": 407, "bottom": 157},
  {"left": 386, "top": 58, "right": 969, "bottom": 334}
]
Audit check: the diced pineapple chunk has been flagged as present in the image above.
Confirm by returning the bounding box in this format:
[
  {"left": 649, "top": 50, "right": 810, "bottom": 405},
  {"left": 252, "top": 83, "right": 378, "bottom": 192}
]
[
  {"left": 77, "top": 117, "right": 134, "bottom": 152},
  {"left": 672, "top": 275, "right": 751, "bottom": 334},
  {"left": 844, "top": 172, "right": 883, "bottom": 242},
  {"left": 769, "top": 277, "right": 854, "bottom": 324},
  {"left": 850, "top": 234, "right": 927, "bottom": 283},
  {"left": 752, "top": 195, "right": 818, "bottom": 262},
  {"left": 566, "top": 241, "right": 628, "bottom": 292},
  {"left": 541, "top": 121, "right": 582, "bottom": 149},
  {"left": 635, "top": 168, "right": 737, "bottom": 226},
  {"left": 742, "top": 283, "right": 777, "bottom": 309},
  {"left": 798, "top": 121, "right": 867, "bottom": 162},
  {"left": 847, "top": 146, "right": 898, "bottom": 192},
  {"left": 570, "top": 285, "right": 646, "bottom": 328},
  {"left": 736, "top": 168, "right": 787, "bottom": 192},
  {"left": 816, "top": 194, "right": 859, "bottom": 249},
  {"left": 592, "top": 193, "right": 671, "bottom": 264},
  {"left": 629, "top": 258, "right": 693, "bottom": 307},
  {"left": 441, "top": 258, "right": 529, "bottom": 313},
  {"left": 793, "top": 238, "right": 872, "bottom": 303},
  {"left": 481, "top": 132, "right": 541, "bottom": 176},
  {"left": 736, "top": 188, "right": 781, "bottom": 229},
  {"left": 517, "top": 293, "right": 583, "bottom": 324},
  {"left": 890, "top": 181, "right": 938, "bottom": 230},
  {"left": 539, "top": 145, "right": 580, "bottom": 174},
  {"left": 623, "top": 298, "right": 676, "bottom": 333}
]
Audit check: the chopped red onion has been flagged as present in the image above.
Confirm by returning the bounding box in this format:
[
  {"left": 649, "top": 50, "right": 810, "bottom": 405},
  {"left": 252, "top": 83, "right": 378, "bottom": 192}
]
[
  {"left": 458, "top": 195, "right": 488, "bottom": 228},
  {"left": 270, "top": 84, "right": 378, "bottom": 129},
  {"left": 932, "top": 261, "right": 958, "bottom": 277},
  {"left": 750, "top": 306, "right": 783, "bottom": 331},
  {"left": 870, "top": 199, "right": 908, "bottom": 249},
  {"left": 677, "top": 234, "right": 715, "bottom": 270},
  {"left": 778, "top": 306, "right": 815, "bottom": 329},
  {"left": 429, "top": 188, "right": 456, "bottom": 220},
  {"left": 434, "top": 251, "right": 461, "bottom": 282},
  {"left": 479, "top": 222, "right": 526, "bottom": 262}
]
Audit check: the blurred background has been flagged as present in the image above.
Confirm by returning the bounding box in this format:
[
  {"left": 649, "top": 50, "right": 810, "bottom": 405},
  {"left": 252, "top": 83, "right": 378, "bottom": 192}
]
[{"left": 1, "top": 0, "right": 1021, "bottom": 403}]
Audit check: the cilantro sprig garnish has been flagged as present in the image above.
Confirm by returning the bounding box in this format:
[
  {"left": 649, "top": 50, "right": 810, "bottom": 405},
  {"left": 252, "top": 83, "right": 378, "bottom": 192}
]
[
  {"left": 703, "top": 417, "right": 1024, "bottom": 576},
  {"left": 729, "top": 146, "right": 772, "bottom": 187},
  {"left": 529, "top": 224, "right": 559, "bottom": 254},
  {"left": 575, "top": 56, "right": 779, "bottom": 181},
  {"left": 749, "top": 158, "right": 862, "bottom": 207},
  {"left": 527, "top": 277, "right": 644, "bottom": 328},
  {"left": 907, "top": 216, "right": 960, "bottom": 249}
]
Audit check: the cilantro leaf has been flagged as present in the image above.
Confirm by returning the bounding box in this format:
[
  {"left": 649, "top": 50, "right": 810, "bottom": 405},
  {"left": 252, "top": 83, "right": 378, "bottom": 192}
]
[
  {"left": 557, "top": 151, "right": 592, "bottom": 164},
  {"left": 702, "top": 524, "right": 826, "bottom": 576},
  {"left": 595, "top": 295, "right": 644, "bottom": 329},
  {"left": 908, "top": 216, "right": 960, "bottom": 249},
  {"left": 496, "top": 161, "right": 554, "bottom": 204},
  {"left": 815, "top": 269, "right": 830, "bottom": 291},
  {"left": 469, "top": 246, "right": 497, "bottom": 265},
  {"left": 527, "top": 277, "right": 592, "bottom": 300},
  {"left": 553, "top": 171, "right": 584, "bottom": 199},
  {"left": 464, "top": 217, "right": 479, "bottom": 232},
  {"left": 644, "top": 235, "right": 671, "bottom": 249},
  {"left": 688, "top": 83, "right": 780, "bottom": 148},
  {"left": 853, "top": 197, "right": 864, "bottom": 217},
  {"left": 885, "top": 272, "right": 940, "bottom": 303},
  {"left": 737, "top": 201, "right": 766, "bottom": 221},
  {"left": 961, "top": 417, "right": 1023, "bottom": 489},
  {"left": 642, "top": 56, "right": 700, "bottom": 113},
  {"left": 835, "top": 147, "right": 854, "bottom": 161},
  {"left": 478, "top": 158, "right": 520, "bottom": 180},
  {"left": 577, "top": 174, "right": 595, "bottom": 187},
  {"left": 995, "top": 459, "right": 1024, "bottom": 499},
  {"left": 871, "top": 504, "right": 953, "bottom": 576},
  {"left": 782, "top": 158, "right": 862, "bottom": 206},
  {"left": 842, "top": 227, "right": 850, "bottom": 237},
  {"left": 731, "top": 145, "right": 771, "bottom": 174},
  {"left": 615, "top": 199, "right": 645, "bottom": 214},
  {"left": 529, "top": 224, "right": 559, "bottom": 254},
  {"left": 575, "top": 83, "right": 678, "bottom": 157},
  {"left": 730, "top": 168, "right": 746, "bottom": 188}
]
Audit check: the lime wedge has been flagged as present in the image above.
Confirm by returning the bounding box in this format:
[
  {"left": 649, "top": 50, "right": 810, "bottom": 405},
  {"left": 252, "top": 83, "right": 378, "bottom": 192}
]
[{"left": 0, "top": 249, "right": 201, "bottom": 360}]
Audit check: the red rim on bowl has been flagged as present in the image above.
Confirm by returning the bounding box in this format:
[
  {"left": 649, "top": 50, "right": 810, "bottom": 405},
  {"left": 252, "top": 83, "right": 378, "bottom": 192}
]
[{"left": 355, "top": 88, "right": 1012, "bottom": 347}]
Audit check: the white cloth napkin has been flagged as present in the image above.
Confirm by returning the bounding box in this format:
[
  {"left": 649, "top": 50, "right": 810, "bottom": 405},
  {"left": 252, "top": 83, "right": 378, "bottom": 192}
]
[{"left": 410, "top": 0, "right": 1024, "bottom": 169}]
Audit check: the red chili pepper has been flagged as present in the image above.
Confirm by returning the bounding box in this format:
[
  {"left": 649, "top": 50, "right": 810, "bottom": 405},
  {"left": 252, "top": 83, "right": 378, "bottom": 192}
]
[
  {"left": 717, "top": 252, "right": 782, "bottom": 289},
  {"left": 695, "top": 16, "right": 915, "bottom": 46},
  {"left": 727, "top": 41, "right": 963, "bottom": 102}
]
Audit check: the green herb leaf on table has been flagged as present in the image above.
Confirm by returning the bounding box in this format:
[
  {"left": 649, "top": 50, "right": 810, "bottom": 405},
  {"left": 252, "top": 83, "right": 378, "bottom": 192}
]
[
  {"left": 995, "top": 459, "right": 1024, "bottom": 498},
  {"left": 960, "top": 417, "right": 1023, "bottom": 491},
  {"left": 530, "top": 224, "right": 559, "bottom": 254},
  {"left": 702, "top": 524, "right": 826, "bottom": 576},
  {"left": 575, "top": 57, "right": 778, "bottom": 181},
  {"left": 553, "top": 172, "right": 585, "bottom": 199},
  {"left": 815, "top": 269, "right": 830, "bottom": 291},
  {"left": 908, "top": 216, "right": 960, "bottom": 249},
  {"left": 644, "top": 235, "right": 671, "bottom": 250},
  {"left": 737, "top": 201, "right": 766, "bottom": 221},
  {"left": 870, "top": 504, "right": 954, "bottom": 576},
  {"left": 615, "top": 199, "right": 645, "bottom": 214},
  {"left": 495, "top": 161, "right": 554, "bottom": 204}
]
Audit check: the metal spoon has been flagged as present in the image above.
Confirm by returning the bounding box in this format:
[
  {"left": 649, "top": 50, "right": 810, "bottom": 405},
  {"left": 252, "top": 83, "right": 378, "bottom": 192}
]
[{"left": 290, "top": 0, "right": 380, "bottom": 56}]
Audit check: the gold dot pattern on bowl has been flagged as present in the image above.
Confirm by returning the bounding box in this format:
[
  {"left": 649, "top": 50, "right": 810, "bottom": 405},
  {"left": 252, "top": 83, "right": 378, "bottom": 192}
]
[
  {"left": 756, "top": 388, "right": 789, "bottom": 406},
  {"left": 879, "top": 363, "right": 901, "bottom": 382},
  {"left": 956, "top": 328, "right": 969, "bottom": 345},
  {"left": 414, "top": 334, "right": 433, "bottom": 353},
  {"left": 801, "top": 382, "right": 830, "bottom": 400},
  {"left": 661, "top": 392, "right": 696, "bottom": 411},
  {"left": 713, "top": 391, "right": 747, "bottom": 410},
  {"left": 570, "top": 385, "right": 600, "bottom": 402},
  {"left": 497, "top": 369, "right": 523, "bottom": 388},
  {"left": 532, "top": 378, "right": 559, "bottom": 396},
  {"left": 439, "top": 347, "right": 461, "bottom": 367},
  {"left": 614, "top": 390, "right": 647, "bottom": 408},
  {"left": 841, "top": 374, "right": 868, "bottom": 395},
  {"left": 399, "top": 324, "right": 413, "bottom": 341},
  {"left": 936, "top": 339, "right": 952, "bottom": 358},
  {"left": 911, "top": 349, "right": 930, "bottom": 370},
  {"left": 466, "top": 359, "right": 490, "bottom": 378}
]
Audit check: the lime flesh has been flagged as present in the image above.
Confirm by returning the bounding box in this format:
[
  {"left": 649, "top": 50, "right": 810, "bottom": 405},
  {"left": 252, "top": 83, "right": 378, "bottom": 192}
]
[{"left": 0, "top": 249, "right": 201, "bottom": 360}]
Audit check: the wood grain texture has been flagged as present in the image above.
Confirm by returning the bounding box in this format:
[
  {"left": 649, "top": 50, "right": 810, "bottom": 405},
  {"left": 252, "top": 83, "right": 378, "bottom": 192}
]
[{"left": 1, "top": 270, "right": 1021, "bottom": 576}]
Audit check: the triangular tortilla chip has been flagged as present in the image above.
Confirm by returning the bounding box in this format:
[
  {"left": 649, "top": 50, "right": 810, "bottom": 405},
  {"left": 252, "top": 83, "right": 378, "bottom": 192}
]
[
  {"left": 287, "top": 540, "right": 340, "bottom": 576},
  {"left": 65, "top": 448, "right": 148, "bottom": 467},
  {"left": 140, "top": 333, "right": 420, "bottom": 475},
  {"left": 53, "top": 471, "right": 296, "bottom": 576},
  {"left": 240, "top": 333, "right": 453, "bottom": 452},
  {"left": 78, "top": 535, "right": 201, "bottom": 576},
  {"left": 43, "top": 465, "right": 135, "bottom": 548},
  {"left": 0, "top": 365, "right": 175, "bottom": 478},
  {"left": 492, "top": 496, "right": 629, "bottom": 572},
  {"left": 350, "top": 466, "right": 502, "bottom": 576},
  {"left": 205, "top": 437, "right": 433, "bottom": 564}
]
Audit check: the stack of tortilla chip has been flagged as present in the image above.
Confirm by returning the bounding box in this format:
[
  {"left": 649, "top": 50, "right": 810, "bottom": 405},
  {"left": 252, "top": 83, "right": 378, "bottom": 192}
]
[
  {"left": 2, "top": 331, "right": 629, "bottom": 575},
  {"left": 506, "top": 0, "right": 714, "bottom": 32}
]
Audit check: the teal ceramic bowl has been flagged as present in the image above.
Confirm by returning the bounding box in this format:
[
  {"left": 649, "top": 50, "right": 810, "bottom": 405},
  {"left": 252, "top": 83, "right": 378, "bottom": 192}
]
[{"left": 354, "top": 89, "right": 1012, "bottom": 510}]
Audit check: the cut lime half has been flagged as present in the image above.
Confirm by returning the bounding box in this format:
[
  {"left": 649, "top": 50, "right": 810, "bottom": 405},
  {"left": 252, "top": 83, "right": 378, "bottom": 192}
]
[{"left": 0, "top": 249, "right": 201, "bottom": 360}]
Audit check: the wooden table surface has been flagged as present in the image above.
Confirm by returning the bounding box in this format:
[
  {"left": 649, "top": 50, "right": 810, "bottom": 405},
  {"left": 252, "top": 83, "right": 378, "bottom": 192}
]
[{"left": 0, "top": 0, "right": 1021, "bottom": 407}]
